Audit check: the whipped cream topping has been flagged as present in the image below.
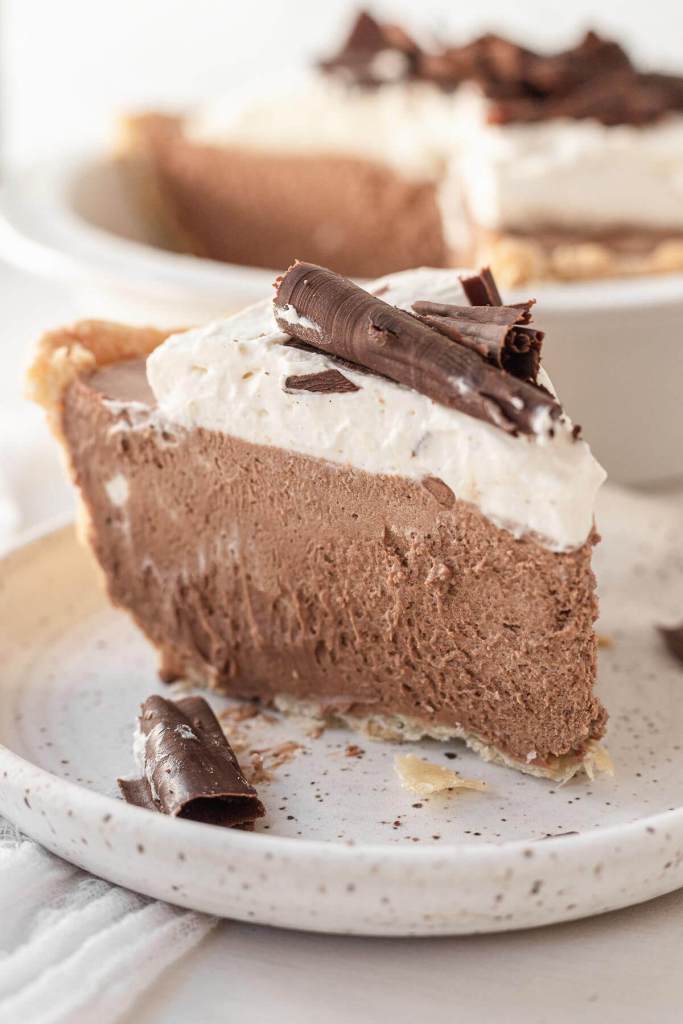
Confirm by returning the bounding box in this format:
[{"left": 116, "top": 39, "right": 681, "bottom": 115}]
[
  {"left": 458, "top": 114, "right": 683, "bottom": 232},
  {"left": 188, "top": 73, "right": 683, "bottom": 236},
  {"left": 146, "top": 268, "right": 605, "bottom": 552},
  {"left": 186, "top": 73, "right": 466, "bottom": 182}
]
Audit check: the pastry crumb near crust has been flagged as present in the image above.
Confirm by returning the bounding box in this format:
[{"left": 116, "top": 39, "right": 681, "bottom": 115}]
[
  {"left": 581, "top": 742, "right": 614, "bottom": 782},
  {"left": 597, "top": 633, "right": 615, "bottom": 649},
  {"left": 215, "top": 702, "right": 305, "bottom": 785},
  {"left": 394, "top": 754, "right": 487, "bottom": 797},
  {"left": 481, "top": 232, "right": 683, "bottom": 287},
  {"left": 273, "top": 695, "right": 612, "bottom": 784}
]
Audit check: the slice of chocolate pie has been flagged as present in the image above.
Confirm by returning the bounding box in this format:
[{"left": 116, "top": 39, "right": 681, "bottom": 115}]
[{"left": 28, "top": 264, "right": 608, "bottom": 781}]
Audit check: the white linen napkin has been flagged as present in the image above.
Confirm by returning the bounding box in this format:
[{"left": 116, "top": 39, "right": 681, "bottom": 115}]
[{"left": 0, "top": 820, "right": 216, "bottom": 1024}]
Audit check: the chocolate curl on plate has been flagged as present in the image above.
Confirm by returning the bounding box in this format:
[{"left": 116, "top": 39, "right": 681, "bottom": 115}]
[
  {"left": 658, "top": 622, "right": 683, "bottom": 666},
  {"left": 274, "top": 261, "right": 561, "bottom": 436},
  {"left": 118, "top": 695, "right": 265, "bottom": 828},
  {"left": 412, "top": 300, "right": 543, "bottom": 382}
]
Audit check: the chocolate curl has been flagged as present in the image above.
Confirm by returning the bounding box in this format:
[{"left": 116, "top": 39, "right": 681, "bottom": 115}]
[
  {"left": 118, "top": 695, "right": 265, "bottom": 828},
  {"left": 412, "top": 301, "right": 543, "bottom": 382},
  {"left": 470, "top": 31, "right": 682, "bottom": 127},
  {"left": 273, "top": 261, "right": 560, "bottom": 437},
  {"left": 658, "top": 622, "right": 683, "bottom": 666},
  {"left": 341, "top": 10, "right": 416, "bottom": 56},
  {"left": 418, "top": 28, "right": 683, "bottom": 126},
  {"left": 419, "top": 34, "right": 534, "bottom": 92},
  {"left": 323, "top": 17, "right": 683, "bottom": 123},
  {"left": 319, "top": 10, "right": 420, "bottom": 87},
  {"left": 460, "top": 267, "right": 504, "bottom": 306},
  {"left": 342, "top": 10, "right": 386, "bottom": 52},
  {"left": 527, "top": 30, "right": 631, "bottom": 95},
  {"left": 488, "top": 69, "right": 674, "bottom": 127},
  {"left": 476, "top": 29, "right": 631, "bottom": 103}
]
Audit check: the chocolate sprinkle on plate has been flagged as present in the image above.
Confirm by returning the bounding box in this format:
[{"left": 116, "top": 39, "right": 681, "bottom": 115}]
[{"left": 118, "top": 695, "right": 265, "bottom": 828}]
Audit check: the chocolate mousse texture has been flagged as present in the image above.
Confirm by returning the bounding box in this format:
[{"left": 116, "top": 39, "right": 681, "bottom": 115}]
[{"left": 123, "top": 111, "right": 447, "bottom": 279}]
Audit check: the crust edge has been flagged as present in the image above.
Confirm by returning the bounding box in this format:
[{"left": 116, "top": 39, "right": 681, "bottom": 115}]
[
  {"left": 481, "top": 232, "right": 683, "bottom": 287},
  {"left": 26, "top": 320, "right": 173, "bottom": 437},
  {"left": 273, "top": 695, "right": 612, "bottom": 784}
]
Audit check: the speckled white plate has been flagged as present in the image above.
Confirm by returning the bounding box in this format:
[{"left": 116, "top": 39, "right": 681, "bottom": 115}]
[{"left": 1, "top": 485, "right": 682, "bottom": 935}]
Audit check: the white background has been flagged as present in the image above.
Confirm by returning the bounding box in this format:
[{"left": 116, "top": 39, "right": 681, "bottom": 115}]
[
  {"left": 3, "top": 0, "right": 683, "bottom": 166},
  {"left": 2, "top": 4, "right": 683, "bottom": 1021}
]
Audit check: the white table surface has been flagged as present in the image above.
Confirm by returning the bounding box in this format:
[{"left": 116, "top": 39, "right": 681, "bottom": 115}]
[{"left": 2, "top": 259, "right": 683, "bottom": 1024}]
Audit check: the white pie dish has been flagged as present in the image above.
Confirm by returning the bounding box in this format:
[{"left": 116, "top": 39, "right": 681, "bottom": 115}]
[{"left": 0, "top": 153, "right": 682, "bottom": 483}]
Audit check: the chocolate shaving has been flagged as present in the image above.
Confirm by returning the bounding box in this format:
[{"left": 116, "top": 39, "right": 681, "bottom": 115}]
[
  {"left": 488, "top": 68, "right": 681, "bottom": 127},
  {"left": 455, "top": 30, "right": 683, "bottom": 126},
  {"left": 284, "top": 337, "right": 383, "bottom": 381},
  {"left": 460, "top": 267, "right": 504, "bottom": 307},
  {"left": 456, "top": 269, "right": 543, "bottom": 379},
  {"left": 322, "top": 18, "right": 683, "bottom": 126},
  {"left": 658, "top": 622, "right": 683, "bottom": 666},
  {"left": 274, "top": 261, "right": 560, "bottom": 436},
  {"left": 412, "top": 300, "right": 542, "bottom": 382},
  {"left": 284, "top": 369, "right": 359, "bottom": 394},
  {"left": 319, "top": 10, "right": 420, "bottom": 87},
  {"left": 475, "top": 30, "right": 630, "bottom": 101},
  {"left": 118, "top": 695, "right": 265, "bottom": 828}
]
